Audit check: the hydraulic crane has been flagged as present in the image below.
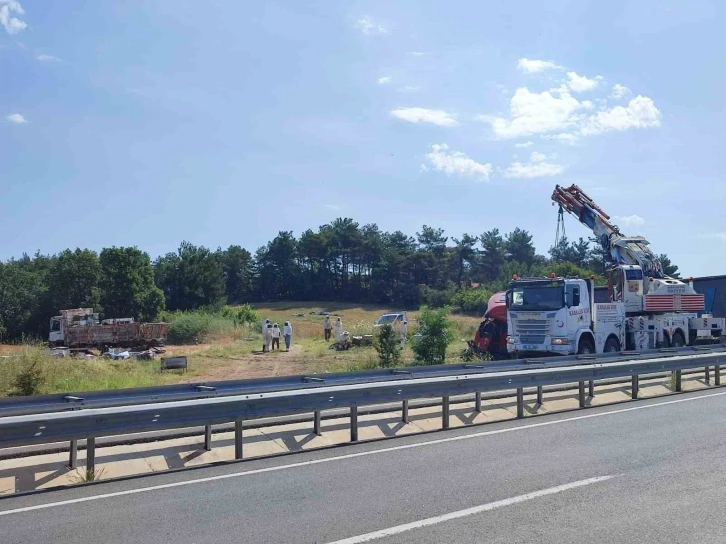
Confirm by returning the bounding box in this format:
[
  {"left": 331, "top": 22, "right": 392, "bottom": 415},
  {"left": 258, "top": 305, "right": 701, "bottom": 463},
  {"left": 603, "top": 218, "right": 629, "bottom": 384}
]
[{"left": 551, "top": 184, "right": 703, "bottom": 314}]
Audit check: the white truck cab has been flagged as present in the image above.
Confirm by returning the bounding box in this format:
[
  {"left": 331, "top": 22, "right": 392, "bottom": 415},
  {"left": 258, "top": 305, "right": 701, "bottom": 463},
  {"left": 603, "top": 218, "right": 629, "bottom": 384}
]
[{"left": 506, "top": 275, "right": 626, "bottom": 357}]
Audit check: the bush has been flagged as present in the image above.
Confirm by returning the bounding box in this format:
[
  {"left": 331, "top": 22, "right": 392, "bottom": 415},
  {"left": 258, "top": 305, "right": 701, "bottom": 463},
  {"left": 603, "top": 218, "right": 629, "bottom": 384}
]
[
  {"left": 374, "top": 323, "right": 401, "bottom": 368},
  {"left": 13, "top": 360, "right": 45, "bottom": 396},
  {"left": 418, "top": 285, "right": 456, "bottom": 308},
  {"left": 451, "top": 287, "right": 493, "bottom": 315},
  {"left": 222, "top": 304, "right": 259, "bottom": 328},
  {"left": 164, "top": 311, "right": 233, "bottom": 344},
  {"left": 411, "top": 306, "right": 456, "bottom": 365}
]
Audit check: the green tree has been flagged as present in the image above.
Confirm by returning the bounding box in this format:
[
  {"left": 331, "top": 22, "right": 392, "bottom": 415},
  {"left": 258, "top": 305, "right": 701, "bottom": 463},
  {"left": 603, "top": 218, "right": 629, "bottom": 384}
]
[
  {"left": 218, "top": 245, "right": 253, "bottom": 304},
  {"left": 0, "top": 261, "right": 47, "bottom": 340},
  {"left": 658, "top": 254, "right": 680, "bottom": 278},
  {"left": 374, "top": 323, "right": 401, "bottom": 367},
  {"left": 504, "top": 228, "right": 536, "bottom": 266},
  {"left": 479, "top": 228, "right": 506, "bottom": 282},
  {"left": 411, "top": 306, "right": 455, "bottom": 365},
  {"left": 155, "top": 242, "right": 226, "bottom": 310},
  {"left": 100, "top": 247, "right": 165, "bottom": 320},
  {"left": 452, "top": 233, "right": 478, "bottom": 288},
  {"left": 47, "top": 249, "right": 102, "bottom": 312}
]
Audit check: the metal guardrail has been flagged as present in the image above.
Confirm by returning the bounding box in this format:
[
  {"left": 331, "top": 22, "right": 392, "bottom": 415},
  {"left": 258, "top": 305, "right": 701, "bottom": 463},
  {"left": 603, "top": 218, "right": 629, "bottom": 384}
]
[
  {"left": 1, "top": 349, "right": 725, "bottom": 474},
  {"left": 2, "top": 345, "right": 724, "bottom": 418}
]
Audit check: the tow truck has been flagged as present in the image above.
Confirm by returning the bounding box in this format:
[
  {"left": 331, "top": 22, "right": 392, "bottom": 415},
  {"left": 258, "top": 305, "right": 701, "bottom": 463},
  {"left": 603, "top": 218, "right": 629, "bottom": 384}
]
[{"left": 506, "top": 184, "right": 725, "bottom": 356}]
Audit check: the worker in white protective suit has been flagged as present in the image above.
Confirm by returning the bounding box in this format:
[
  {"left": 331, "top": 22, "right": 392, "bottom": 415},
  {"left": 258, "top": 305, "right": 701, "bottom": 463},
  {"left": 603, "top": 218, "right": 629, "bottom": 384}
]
[
  {"left": 334, "top": 317, "right": 343, "bottom": 343},
  {"left": 271, "top": 323, "right": 281, "bottom": 351},
  {"left": 323, "top": 316, "right": 332, "bottom": 342},
  {"left": 263, "top": 324, "right": 273, "bottom": 353},
  {"left": 283, "top": 321, "right": 293, "bottom": 352},
  {"left": 261, "top": 318, "right": 270, "bottom": 351},
  {"left": 400, "top": 319, "right": 408, "bottom": 349}
]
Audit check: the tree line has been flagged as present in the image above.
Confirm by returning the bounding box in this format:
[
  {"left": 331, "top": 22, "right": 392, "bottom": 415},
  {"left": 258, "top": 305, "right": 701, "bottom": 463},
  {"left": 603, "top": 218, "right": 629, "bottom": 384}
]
[{"left": 0, "top": 218, "right": 679, "bottom": 340}]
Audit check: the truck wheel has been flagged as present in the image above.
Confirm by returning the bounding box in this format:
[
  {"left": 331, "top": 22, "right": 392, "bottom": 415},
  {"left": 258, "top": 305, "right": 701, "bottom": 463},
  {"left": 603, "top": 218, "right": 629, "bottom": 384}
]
[
  {"left": 604, "top": 337, "right": 621, "bottom": 353},
  {"left": 671, "top": 331, "right": 685, "bottom": 348},
  {"left": 577, "top": 337, "right": 595, "bottom": 355}
]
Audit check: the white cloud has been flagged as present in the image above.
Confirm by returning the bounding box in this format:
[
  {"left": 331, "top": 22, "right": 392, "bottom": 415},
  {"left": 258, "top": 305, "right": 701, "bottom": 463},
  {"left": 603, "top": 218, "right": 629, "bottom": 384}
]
[
  {"left": 422, "top": 143, "right": 493, "bottom": 181},
  {"left": 36, "top": 54, "right": 61, "bottom": 62},
  {"left": 566, "top": 71, "right": 601, "bottom": 92},
  {"left": 408, "top": 51, "right": 425, "bottom": 56},
  {"left": 613, "top": 214, "right": 645, "bottom": 228},
  {"left": 397, "top": 85, "right": 421, "bottom": 93},
  {"left": 356, "top": 16, "right": 388, "bottom": 35},
  {"left": 529, "top": 151, "right": 549, "bottom": 162},
  {"left": 611, "top": 84, "right": 630, "bottom": 99},
  {"left": 504, "top": 158, "right": 565, "bottom": 179},
  {"left": 323, "top": 204, "right": 342, "bottom": 211},
  {"left": 6, "top": 113, "right": 27, "bottom": 124},
  {"left": 0, "top": 0, "right": 26, "bottom": 34},
  {"left": 580, "top": 95, "right": 661, "bottom": 135},
  {"left": 514, "top": 141, "right": 534, "bottom": 148},
  {"left": 547, "top": 132, "right": 579, "bottom": 145},
  {"left": 391, "top": 107, "right": 457, "bottom": 127},
  {"left": 377, "top": 76, "right": 392, "bottom": 85},
  {"left": 481, "top": 87, "right": 588, "bottom": 139},
  {"left": 517, "top": 58, "right": 562, "bottom": 73},
  {"left": 701, "top": 233, "right": 726, "bottom": 241}
]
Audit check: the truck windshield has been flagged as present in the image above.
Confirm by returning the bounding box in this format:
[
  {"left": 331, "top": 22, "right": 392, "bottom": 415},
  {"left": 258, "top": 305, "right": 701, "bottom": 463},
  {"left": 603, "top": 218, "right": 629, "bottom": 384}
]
[{"left": 508, "top": 283, "right": 564, "bottom": 311}]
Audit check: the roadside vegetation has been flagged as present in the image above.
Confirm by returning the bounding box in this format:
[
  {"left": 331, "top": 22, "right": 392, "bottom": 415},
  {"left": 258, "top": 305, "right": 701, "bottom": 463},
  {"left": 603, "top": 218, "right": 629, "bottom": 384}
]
[{"left": 0, "top": 302, "right": 480, "bottom": 397}]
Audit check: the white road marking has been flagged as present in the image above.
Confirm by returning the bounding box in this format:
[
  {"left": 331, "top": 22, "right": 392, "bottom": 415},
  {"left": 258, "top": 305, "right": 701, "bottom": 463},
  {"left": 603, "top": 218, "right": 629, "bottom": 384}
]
[
  {"left": 0, "top": 389, "right": 724, "bottom": 517},
  {"left": 324, "top": 475, "right": 617, "bottom": 543}
]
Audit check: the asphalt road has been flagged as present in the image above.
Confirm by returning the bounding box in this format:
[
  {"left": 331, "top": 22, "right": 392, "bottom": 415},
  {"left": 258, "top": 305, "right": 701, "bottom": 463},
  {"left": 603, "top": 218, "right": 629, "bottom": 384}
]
[{"left": 2, "top": 389, "right": 726, "bottom": 543}]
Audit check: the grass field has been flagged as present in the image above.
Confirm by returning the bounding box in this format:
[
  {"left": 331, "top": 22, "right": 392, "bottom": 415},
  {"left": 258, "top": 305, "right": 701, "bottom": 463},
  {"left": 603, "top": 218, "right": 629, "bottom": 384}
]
[{"left": 0, "top": 302, "right": 483, "bottom": 397}]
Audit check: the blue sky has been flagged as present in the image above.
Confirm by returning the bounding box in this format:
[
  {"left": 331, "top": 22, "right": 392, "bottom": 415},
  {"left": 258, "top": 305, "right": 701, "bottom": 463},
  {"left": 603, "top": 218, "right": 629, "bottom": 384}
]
[{"left": 1, "top": 0, "right": 723, "bottom": 276}]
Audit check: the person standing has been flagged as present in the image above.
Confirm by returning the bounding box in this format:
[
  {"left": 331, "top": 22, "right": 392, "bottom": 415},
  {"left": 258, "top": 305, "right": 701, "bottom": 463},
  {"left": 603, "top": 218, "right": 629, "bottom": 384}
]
[
  {"left": 400, "top": 319, "right": 408, "bottom": 349},
  {"left": 271, "top": 323, "right": 281, "bottom": 351},
  {"left": 334, "top": 317, "right": 343, "bottom": 343},
  {"left": 263, "top": 324, "right": 273, "bottom": 353},
  {"left": 284, "top": 321, "right": 293, "bottom": 351},
  {"left": 261, "top": 318, "right": 270, "bottom": 351},
  {"left": 323, "top": 316, "right": 332, "bottom": 342}
]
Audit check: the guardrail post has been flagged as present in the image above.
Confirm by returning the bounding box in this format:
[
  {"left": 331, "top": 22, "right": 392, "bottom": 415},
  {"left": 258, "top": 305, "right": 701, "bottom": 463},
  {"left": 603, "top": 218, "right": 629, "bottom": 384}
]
[
  {"left": 705, "top": 366, "right": 710, "bottom": 385},
  {"left": 631, "top": 375, "right": 639, "bottom": 399},
  {"left": 588, "top": 380, "right": 595, "bottom": 398},
  {"left": 234, "top": 420, "right": 243, "bottom": 460},
  {"left": 402, "top": 400, "right": 409, "bottom": 424},
  {"left": 536, "top": 386, "right": 543, "bottom": 405},
  {"left": 516, "top": 388, "right": 524, "bottom": 418},
  {"left": 442, "top": 396, "right": 450, "bottom": 429},
  {"left": 314, "top": 410, "right": 322, "bottom": 435},
  {"left": 68, "top": 439, "right": 78, "bottom": 469},
  {"left": 675, "top": 369, "right": 682, "bottom": 392},
  {"left": 204, "top": 425, "right": 212, "bottom": 451},
  {"left": 86, "top": 437, "right": 95, "bottom": 475},
  {"left": 475, "top": 392, "right": 482, "bottom": 413},
  {"left": 578, "top": 381, "right": 586, "bottom": 408},
  {"left": 716, "top": 365, "right": 721, "bottom": 386},
  {"left": 350, "top": 406, "right": 359, "bottom": 442}
]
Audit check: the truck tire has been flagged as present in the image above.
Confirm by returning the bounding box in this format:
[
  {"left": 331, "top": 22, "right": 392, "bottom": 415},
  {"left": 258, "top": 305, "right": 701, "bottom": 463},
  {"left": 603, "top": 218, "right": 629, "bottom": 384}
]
[
  {"left": 671, "top": 331, "right": 685, "bottom": 348},
  {"left": 577, "top": 336, "right": 595, "bottom": 355},
  {"left": 604, "top": 337, "right": 621, "bottom": 353}
]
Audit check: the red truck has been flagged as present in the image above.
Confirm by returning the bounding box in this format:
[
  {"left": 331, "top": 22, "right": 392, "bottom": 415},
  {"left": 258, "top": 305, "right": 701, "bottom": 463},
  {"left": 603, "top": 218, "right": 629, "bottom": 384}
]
[{"left": 49, "top": 308, "right": 168, "bottom": 352}]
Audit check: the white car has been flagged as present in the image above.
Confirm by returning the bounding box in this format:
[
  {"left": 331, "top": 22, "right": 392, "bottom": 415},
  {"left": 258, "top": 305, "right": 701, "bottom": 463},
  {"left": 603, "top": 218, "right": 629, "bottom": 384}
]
[{"left": 374, "top": 313, "right": 407, "bottom": 328}]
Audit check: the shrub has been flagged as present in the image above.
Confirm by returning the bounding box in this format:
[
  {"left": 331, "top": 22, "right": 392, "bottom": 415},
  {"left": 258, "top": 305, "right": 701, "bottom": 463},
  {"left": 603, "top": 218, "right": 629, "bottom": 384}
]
[
  {"left": 451, "top": 287, "right": 492, "bottom": 315},
  {"left": 164, "top": 311, "right": 233, "bottom": 344},
  {"left": 222, "top": 304, "right": 259, "bottom": 328},
  {"left": 418, "top": 285, "right": 456, "bottom": 309},
  {"left": 411, "top": 306, "right": 455, "bottom": 365},
  {"left": 374, "top": 323, "right": 401, "bottom": 368},
  {"left": 13, "top": 360, "right": 45, "bottom": 396}
]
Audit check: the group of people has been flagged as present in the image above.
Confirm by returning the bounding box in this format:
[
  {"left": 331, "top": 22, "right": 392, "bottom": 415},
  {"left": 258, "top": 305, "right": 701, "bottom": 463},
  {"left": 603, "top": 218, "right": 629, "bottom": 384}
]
[
  {"left": 261, "top": 319, "right": 293, "bottom": 352},
  {"left": 322, "top": 315, "right": 345, "bottom": 343}
]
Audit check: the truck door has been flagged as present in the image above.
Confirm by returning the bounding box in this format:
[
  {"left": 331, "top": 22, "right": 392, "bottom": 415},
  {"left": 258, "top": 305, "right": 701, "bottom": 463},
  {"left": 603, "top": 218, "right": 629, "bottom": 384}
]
[{"left": 565, "top": 281, "right": 590, "bottom": 340}]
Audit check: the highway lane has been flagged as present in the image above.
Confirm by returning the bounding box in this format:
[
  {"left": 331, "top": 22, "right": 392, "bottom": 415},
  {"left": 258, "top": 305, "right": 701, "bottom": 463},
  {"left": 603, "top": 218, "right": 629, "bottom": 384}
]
[{"left": 2, "top": 389, "right": 726, "bottom": 543}]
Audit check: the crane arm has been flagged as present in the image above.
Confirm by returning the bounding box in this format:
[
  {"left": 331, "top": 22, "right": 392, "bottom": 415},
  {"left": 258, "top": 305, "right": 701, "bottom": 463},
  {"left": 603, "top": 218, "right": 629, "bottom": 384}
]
[{"left": 551, "top": 184, "right": 666, "bottom": 279}]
